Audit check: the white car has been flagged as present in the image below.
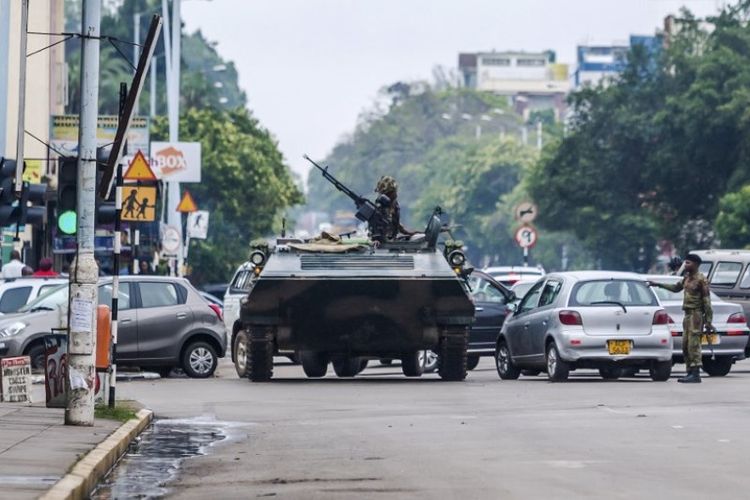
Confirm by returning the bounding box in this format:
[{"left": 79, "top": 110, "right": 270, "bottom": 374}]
[
  {"left": 224, "top": 262, "right": 255, "bottom": 352},
  {"left": 484, "top": 266, "right": 545, "bottom": 286},
  {"left": 0, "top": 277, "right": 67, "bottom": 314}
]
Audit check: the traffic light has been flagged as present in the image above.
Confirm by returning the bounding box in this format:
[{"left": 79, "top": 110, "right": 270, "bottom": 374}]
[
  {"left": 96, "top": 147, "right": 116, "bottom": 225},
  {"left": 0, "top": 157, "right": 47, "bottom": 228},
  {"left": 57, "top": 156, "right": 78, "bottom": 234}
]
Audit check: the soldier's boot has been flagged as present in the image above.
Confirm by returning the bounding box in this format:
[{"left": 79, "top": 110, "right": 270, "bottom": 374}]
[{"left": 677, "top": 367, "right": 701, "bottom": 384}]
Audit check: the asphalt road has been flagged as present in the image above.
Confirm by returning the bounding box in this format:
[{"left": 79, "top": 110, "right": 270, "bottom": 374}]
[{"left": 117, "top": 357, "right": 750, "bottom": 500}]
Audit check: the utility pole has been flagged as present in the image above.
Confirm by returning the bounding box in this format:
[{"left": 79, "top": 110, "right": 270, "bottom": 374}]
[
  {"left": 14, "top": 0, "right": 29, "bottom": 194},
  {"left": 536, "top": 120, "right": 543, "bottom": 151},
  {"left": 66, "top": 0, "right": 101, "bottom": 426}
]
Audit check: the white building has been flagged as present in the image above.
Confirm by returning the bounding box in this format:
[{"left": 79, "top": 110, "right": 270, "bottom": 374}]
[{"left": 458, "top": 51, "right": 571, "bottom": 121}]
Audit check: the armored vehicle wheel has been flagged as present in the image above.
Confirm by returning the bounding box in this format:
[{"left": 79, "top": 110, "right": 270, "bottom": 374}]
[
  {"left": 333, "top": 357, "right": 362, "bottom": 377},
  {"left": 247, "top": 328, "right": 274, "bottom": 382},
  {"left": 437, "top": 328, "right": 468, "bottom": 381},
  {"left": 702, "top": 357, "right": 733, "bottom": 377},
  {"left": 401, "top": 351, "right": 424, "bottom": 377},
  {"left": 358, "top": 359, "right": 369, "bottom": 373},
  {"left": 301, "top": 351, "right": 329, "bottom": 377}
]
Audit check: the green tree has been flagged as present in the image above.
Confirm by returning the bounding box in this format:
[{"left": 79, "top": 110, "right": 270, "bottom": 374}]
[
  {"left": 152, "top": 108, "right": 303, "bottom": 283},
  {"left": 716, "top": 185, "right": 750, "bottom": 248}
]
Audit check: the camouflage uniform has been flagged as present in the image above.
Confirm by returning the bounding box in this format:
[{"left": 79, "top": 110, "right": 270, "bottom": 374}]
[
  {"left": 658, "top": 272, "right": 713, "bottom": 369},
  {"left": 375, "top": 176, "right": 402, "bottom": 240}
]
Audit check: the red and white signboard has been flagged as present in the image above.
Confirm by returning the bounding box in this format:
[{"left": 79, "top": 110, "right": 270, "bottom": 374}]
[
  {"left": 150, "top": 141, "right": 202, "bottom": 182},
  {"left": 514, "top": 225, "right": 538, "bottom": 249}
]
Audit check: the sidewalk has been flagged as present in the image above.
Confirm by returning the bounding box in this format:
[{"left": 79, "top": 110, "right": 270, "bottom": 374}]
[{"left": 0, "top": 404, "right": 120, "bottom": 499}]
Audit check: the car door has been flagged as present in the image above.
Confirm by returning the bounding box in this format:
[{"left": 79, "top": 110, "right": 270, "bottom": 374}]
[
  {"left": 469, "top": 276, "right": 511, "bottom": 350},
  {"left": 223, "top": 267, "right": 250, "bottom": 334},
  {"left": 505, "top": 280, "right": 544, "bottom": 360},
  {"left": 98, "top": 282, "right": 137, "bottom": 360},
  {"left": 527, "top": 279, "right": 564, "bottom": 362},
  {"left": 135, "top": 280, "right": 193, "bottom": 362}
]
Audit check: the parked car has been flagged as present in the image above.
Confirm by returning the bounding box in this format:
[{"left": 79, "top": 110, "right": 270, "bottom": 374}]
[
  {"left": 200, "top": 283, "right": 229, "bottom": 302},
  {"left": 495, "top": 271, "right": 673, "bottom": 382},
  {"left": 483, "top": 266, "right": 545, "bottom": 286},
  {"left": 645, "top": 274, "right": 749, "bottom": 376},
  {"left": 0, "top": 276, "right": 226, "bottom": 377},
  {"left": 199, "top": 291, "right": 224, "bottom": 313},
  {"left": 0, "top": 277, "right": 66, "bottom": 314},
  {"left": 688, "top": 250, "right": 750, "bottom": 357}
]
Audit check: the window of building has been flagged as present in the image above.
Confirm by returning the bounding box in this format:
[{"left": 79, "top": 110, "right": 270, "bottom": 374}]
[
  {"left": 482, "top": 57, "right": 511, "bottom": 66},
  {"left": 517, "top": 58, "right": 546, "bottom": 67}
]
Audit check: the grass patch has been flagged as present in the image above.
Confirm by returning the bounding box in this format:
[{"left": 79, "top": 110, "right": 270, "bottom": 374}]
[{"left": 95, "top": 403, "right": 138, "bottom": 422}]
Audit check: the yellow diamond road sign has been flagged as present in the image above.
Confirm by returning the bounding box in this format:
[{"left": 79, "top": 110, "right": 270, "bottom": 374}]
[{"left": 121, "top": 185, "right": 157, "bottom": 222}]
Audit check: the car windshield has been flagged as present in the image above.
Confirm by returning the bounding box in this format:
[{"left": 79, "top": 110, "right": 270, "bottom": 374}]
[
  {"left": 570, "top": 279, "right": 658, "bottom": 307},
  {"left": 18, "top": 283, "right": 68, "bottom": 312}
]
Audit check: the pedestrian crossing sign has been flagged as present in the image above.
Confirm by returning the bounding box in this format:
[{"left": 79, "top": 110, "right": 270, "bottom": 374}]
[
  {"left": 121, "top": 185, "right": 157, "bottom": 222},
  {"left": 123, "top": 150, "right": 157, "bottom": 181}
]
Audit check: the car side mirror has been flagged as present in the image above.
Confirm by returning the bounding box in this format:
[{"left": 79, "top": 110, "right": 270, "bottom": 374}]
[{"left": 506, "top": 302, "right": 518, "bottom": 314}]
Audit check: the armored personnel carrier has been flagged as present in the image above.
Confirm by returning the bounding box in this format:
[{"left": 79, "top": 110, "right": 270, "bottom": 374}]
[{"left": 234, "top": 157, "right": 475, "bottom": 381}]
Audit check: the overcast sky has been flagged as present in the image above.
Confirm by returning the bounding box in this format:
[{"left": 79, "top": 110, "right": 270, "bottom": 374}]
[{"left": 181, "top": 0, "right": 724, "bottom": 179}]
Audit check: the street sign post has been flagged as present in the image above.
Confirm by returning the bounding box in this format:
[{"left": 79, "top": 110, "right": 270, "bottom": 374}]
[
  {"left": 514, "top": 201, "right": 538, "bottom": 224},
  {"left": 514, "top": 225, "right": 538, "bottom": 267},
  {"left": 187, "top": 210, "right": 209, "bottom": 239},
  {"left": 120, "top": 185, "right": 157, "bottom": 222}
]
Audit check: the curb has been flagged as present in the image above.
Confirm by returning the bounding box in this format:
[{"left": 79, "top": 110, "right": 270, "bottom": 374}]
[{"left": 39, "top": 408, "right": 153, "bottom": 500}]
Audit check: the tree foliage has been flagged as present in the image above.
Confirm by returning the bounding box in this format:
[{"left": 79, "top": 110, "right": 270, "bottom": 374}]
[{"left": 529, "top": 3, "right": 750, "bottom": 270}]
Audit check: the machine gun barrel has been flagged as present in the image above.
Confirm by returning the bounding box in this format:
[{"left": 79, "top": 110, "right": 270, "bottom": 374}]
[{"left": 304, "top": 154, "right": 365, "bottom": 207}]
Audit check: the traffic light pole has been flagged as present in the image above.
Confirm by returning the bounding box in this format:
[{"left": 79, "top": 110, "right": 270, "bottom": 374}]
[
  {"left": 66, "top": 0, "right": 101, "bottom": 427},
  {"left": 14, "top": 0, "right": 28, "bottom": 195}
]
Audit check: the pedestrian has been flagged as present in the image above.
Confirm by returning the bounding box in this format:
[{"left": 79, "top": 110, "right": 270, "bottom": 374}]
[
  {"left": 139, "top": 260, "right": 153, "bottom": 275},
  {"left": 33, "top": 258, "right": 59, "bottom": 277},
  {"left": 2, "top": 250, "right": 25, "bottom": 278},
  {"left": 647, "top": 254, "right": 713, "bottom": 383}
]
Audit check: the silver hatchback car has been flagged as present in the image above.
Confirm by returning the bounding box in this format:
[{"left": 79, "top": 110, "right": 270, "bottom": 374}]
[{"left": 496, "top": 271, "right": 673, "bottom": 382}]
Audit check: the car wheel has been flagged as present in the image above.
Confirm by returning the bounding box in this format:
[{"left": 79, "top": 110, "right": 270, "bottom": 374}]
[
  {"left": 521, "top": 369, "right": 541, "bottom": 376},
  {"left": 466, "top": 355, "right": 481, "bottom": 371},
  {"left": 25, "top": 342, "right": 46, "bottom": 371},
  {"left": 599, "top": 367, "right": 621, "bottom": 380},
  {"left": 401, "top": 351, "right": 424, "bottom": 377},
  {"left": 233, "top": 331, "right": 249, "bottom": 378},
  {"left": 546, "top": 343, "right": 569, "bottom": 382},
  {"left": 650, "top": 360, "right": 672, "bottom": 381},
  {"left": 702, "top": 357, "right": 733, "bottom": 377},
  {"left": 332, "top": 357, "right": 362, "bottom": 377},
  {"left": 182, "top": 341, "right": 218, "bottom": 378},
  {"left": 418, "top": 350, "right": 439, "bottom": 373},
  {"left": 300, "top": 351, "right": 328, "bottom": 377},
  {"left": 379, "top": 359, "right": 393, "bottom": 366},
  {"left": 495, "top": 341, "right": 521, "bottom": 380}
]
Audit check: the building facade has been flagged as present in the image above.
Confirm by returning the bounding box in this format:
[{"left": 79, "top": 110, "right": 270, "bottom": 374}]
[{"left": 458, "top": 50, "right": 570, "bottom": 121}]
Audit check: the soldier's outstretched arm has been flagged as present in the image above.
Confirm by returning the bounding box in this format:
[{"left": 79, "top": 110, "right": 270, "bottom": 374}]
[{"left": 658, "top": 280, "right": 684, "bottom": 293}]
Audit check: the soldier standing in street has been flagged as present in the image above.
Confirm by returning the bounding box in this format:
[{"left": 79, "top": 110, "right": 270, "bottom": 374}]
[{"left": 648, "top": 254, "right": 714, "bottom": 383}]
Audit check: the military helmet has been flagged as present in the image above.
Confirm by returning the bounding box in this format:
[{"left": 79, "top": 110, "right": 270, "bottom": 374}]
[{"left": 375, "top": 175, "right": 398, "bottom": 194}]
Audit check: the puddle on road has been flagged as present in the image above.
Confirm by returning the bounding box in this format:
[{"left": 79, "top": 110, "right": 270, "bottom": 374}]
[{"left": 92, "top": 418, "right": 234, "bottom": 499}]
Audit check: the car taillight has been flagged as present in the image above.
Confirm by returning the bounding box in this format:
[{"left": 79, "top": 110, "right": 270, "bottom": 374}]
[
  {"left": 728, "top": 312, "right": 747, "bottom": 324},
  {"left": 209, "top": 303, "right": 223, "bottom": 321},
  {"left": 559, "top": 310, "right": 583, "bottom": 326},
  {"left": 652, "top": 310, "right": 672, "bottom": 325}
]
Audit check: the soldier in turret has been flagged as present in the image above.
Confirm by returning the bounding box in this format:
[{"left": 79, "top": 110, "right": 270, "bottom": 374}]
[{"left": 374, "top": 175, "right": 415, "bottom": 241}]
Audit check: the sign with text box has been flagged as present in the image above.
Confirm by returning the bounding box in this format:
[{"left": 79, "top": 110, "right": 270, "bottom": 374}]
[{"left": 150, "top": 142, "right": 202, "bottom": 182}]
